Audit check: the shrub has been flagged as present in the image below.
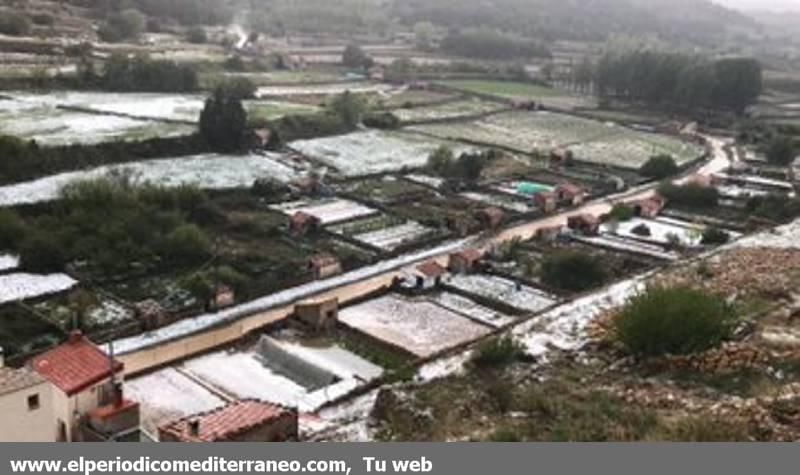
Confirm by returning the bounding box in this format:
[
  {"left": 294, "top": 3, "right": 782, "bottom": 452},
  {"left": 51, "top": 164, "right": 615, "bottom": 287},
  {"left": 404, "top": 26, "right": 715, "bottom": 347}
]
[
  {"left": 471, "top": 336, "right": 525, "bottom": 368},
  {"left": 489, "top": 429, "right": 521, "bottom": 442},
  {"left": 19, "top": 232, "right": 68, "bottom": 273},
  {"left": 747, "top": 193, "right": 800, "bottom": 223},
  {"left": 342, "top": 44, "right": 373, "bottom": 69},
  {"left": 663, "top": 416, "right": 750, "bottom": 441},
  {"left": 541, "top": 251, "right": 607, "bottom": 292},
  {"left": 187, "top": 26, "right": 208, "bottom": 44},
  {"left": 0, "top": 209, "right": 27, "bottom": 250},
  {"left": 631, "top": 223, "right": 651, "bottom": 237},
  {"left": 0, "top": 13, "right": 32, "bottom": 36},
  {"left": 658, "top": 182, "right": 719, "bottom": 209},
  {"left": 363, "top": 112, "right": 401, "bottom": 130},
  {"left": 162, "top": 224, "right": 211, "bottom": 264},
  {"left": 701, "top": 227, "right": 730, "bottom": 245},
  {"left": 612, "top": 286, "right": 736, "bottom": 357},
  {"left": 607, "top": 204, "right": 635, "bottom": 222},
  {"left": 640, "top": 155, "right": 679, "bottom": 179},
  {"left": 765, "top": 135, "right": 796, "bottom": 166}
]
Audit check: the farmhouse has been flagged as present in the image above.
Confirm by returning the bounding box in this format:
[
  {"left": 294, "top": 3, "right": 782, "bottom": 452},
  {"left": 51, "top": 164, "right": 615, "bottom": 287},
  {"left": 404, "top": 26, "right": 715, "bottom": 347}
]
[
  {"left": 536, "top": 225, "right": 565, "bottom": 242},
  {"left": 415, "top": 261, "right": 448, "bottom": 289},
  {"left": 30, "top": 331, "right": 126, "bottom": 442},
  {"left": 533, "top": 191, "right": 558, "bottom": 213},
  {"left": 568, "top": 214, "right": 600, "bottom": 236},
  {"left": 158, "top": 399, "right": 298, "bottom": 442},
  {"left": 476, "top": 207, "right": 505, "bottom": 230},
  {"left": 448, "top": 249, "right": 483, "bottom": 273},
  {"left": 0, "top": 351, "right": 55, "bottom": 442},
  {"left": 211, "top": 285, "right": 236, "bottom": 310},
  {"left": 135, "top": 299, "right": 167, "bottom": 330},
  {"left": 308, "top": 254, "right": 342, "bottom": 280},
  {"left": 555, "top": 183, "right": 585, "bottom": 206},
  {"left": 288, "top": 211, "right": 321, "bottom": 235},
  {"left": 294, "top": 297, "right": 339, "bottom": 332}
]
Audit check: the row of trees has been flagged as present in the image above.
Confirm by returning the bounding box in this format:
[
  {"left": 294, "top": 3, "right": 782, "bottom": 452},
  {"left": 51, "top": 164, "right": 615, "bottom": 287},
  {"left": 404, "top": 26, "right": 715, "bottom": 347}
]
[
  {"left": 583, "top": 51, "right": 762, "bottom": 114},
  {"left": 0, "top": 176, "right": 214, "bottom": 275},
  {"left": 81, "top": 54, "right": 199, "bottom": 93}
]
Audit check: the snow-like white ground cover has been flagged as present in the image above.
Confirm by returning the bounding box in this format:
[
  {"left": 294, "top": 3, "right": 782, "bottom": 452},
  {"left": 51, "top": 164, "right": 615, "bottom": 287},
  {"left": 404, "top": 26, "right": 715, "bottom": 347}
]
[
  {"left": 88, "top": 298, "right": 135, "bottom": 326},
  {"left": 460, "top": 191, "right": 531, "bottom": 213},
  {"left": 126, "top": 368, "right": 227, "bottom": 435},
  {"left": 736, "top": 217, "right": 800, "bottom": 249},
  {"left": 180, "top": 349, "right": 369, "bottom": 413},
  {"left": 393, "top": 99, "right": 502, "bottom": 122},
  {"left": 289, "top": 130, "right": 475, "bottom": 176},
  {"left": 444, "top": 274, "right": 558, "bottom": 313},
  {"left": 270, "top": 198, "right": 378, "bottom": 224},
  {"left": 404, "top": 174, "right": 444, "bottom": 189},
  {"left": 0, "top": 153, "right": 299, "bottom": 207},
  {"left": 269, "top": 339, "right": 384, "bottom": 382},
  {"left": 574, "top": 235, "right": 679, "bottom": 261},
  {"left": 606, "top": 217, "right": 704, "bottom": 247},
  {"left": 0, "top": 107, "right": 193, "bottom": 145},
  {"left": 714, "top": 173, "right": 795, "bottom": 192},
  {"left": 410, "top": 111, "right": 703, "bottom": 169},
  {"left": 0, "top": 254, "right": 19, "bottom": 272},
  {"left": 339, "top": 294, "right": 492, "bottom": 358},
  {"left": 353, "top": 221, "right": 434, "bottom": 250},
  {"left": 256, "top": 83, "right": 394, "bottom": 97},
  {"left": 0, "top": 273, "right": 77, "bottom": 305},
  {"left": 512, "top": 273, "right": 650, "bottom": 357},
  {"left": 717, "top": 184, "right": 771, "bottom": 199},
  {"left": 428, "top": 292, "right": 516, "bottom": 328}
]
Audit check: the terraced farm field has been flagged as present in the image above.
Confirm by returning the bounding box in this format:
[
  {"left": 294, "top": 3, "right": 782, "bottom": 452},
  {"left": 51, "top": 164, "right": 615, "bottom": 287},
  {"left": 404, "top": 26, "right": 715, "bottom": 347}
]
[
  {"left": 410, "top": 111, "right": 703, "bottom": 169},
  {"left": 290, "top": 130, "right": 475, "bottom": 176},
  {"left": 440, "top": 80, "right": 597, "bottom": 110},
  {"left": 393, "top": 99, "right": 504, "bottom": 122}
]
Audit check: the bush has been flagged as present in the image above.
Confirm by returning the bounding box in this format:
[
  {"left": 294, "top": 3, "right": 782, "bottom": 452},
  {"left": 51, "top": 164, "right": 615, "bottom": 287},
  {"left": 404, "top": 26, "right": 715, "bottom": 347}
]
[
  {"left": 640, "top": 155, "right": 679, "bottom": 179},
  {"left": 765, "top": 135, "right": 796, "bottom": 166},
  {"left": 342, "top": 44, "right": 373, "bottom": 69},
  {"left": 541, "top": 251, "right": 607, "bottom": 292},
  {"left": 163, "top": 224, "right": 211, "bottom": 264},
  {"left": 19, "top": 232, "right": 68, "bottom": 273},
  {"left": 0, "top": 209, "right": 27, "bottom": 250},
  {"left": 701, "top": 227, "right": 730, "bottom": 245},
  {"left": 31, "top": 14, "right": 55, "bottom": 26},
  {"left": 0, "top": 13, "right": 32, "bottom": 36},
  {"left": 607, "top": 204, "right": 635, "bottom": 222},
  {"left": 612, "top": 286, "right": 736, "bottom": 357},
  {"left": 747, "top": 193, "right": 800, "bottom": 223},
  {"left": 471, "top": 336, "right": 525, "bottom": 368},
  {"left": 663, "top": 416, "right": 750, "bottom": 441},
  {"left": 187, "top": 26, "right": 208, "bottom": 44},
  {"left": 658, "top": 182, "right": 719, "bottom": 209},
  {"left": 631, "top": 224, "right": 651, "bottom": 237},
  {"left": 363, "top": 112, "right": 401, "bottom": 130}
]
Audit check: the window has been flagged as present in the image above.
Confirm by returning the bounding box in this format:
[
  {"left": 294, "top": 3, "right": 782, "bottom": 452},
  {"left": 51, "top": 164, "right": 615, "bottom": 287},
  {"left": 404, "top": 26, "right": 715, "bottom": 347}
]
[{"left": 27, "top": 394, "right": 40, "bottom": 411}]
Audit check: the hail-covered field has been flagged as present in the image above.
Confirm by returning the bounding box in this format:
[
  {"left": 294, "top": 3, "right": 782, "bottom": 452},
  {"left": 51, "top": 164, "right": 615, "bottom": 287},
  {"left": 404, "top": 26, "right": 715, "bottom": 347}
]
[
  {"left": 460, "top": 191, "right": 532, "bottom": 213},
  {"left": 270, "top": 198, "right": 378, "bottom": 225},
  {"left": 439, "top": 80, "right": 598, "bottom": 110},
  {"left": 0, "top": 153, "right": 300, "bottom": 207},
  {"left": 444, "top": 274, "right": 558, "bottom": 313},
  {"left": 604, "top": 217, "right": 706, "bottom": 247},
  {"left": 352, "top": 221, "right": 435, "bottom": 251},
  {"left": 290, "top": 130, "right": 475, "bottom": 176},
  {"left": 428, "top": 292, "right": 517, "bottom": 328},
  {"left": 339, "top": 294, "right": 493, "bottom": 358},
  {"left": 0, "top": 96, "right": 194, "bottom": 145},
  {"left": 0, "top": 273, "right": 78, "bottom": 305},
  {"left": 409, "top": 111, "right": 703, "bottom": 169},
  {"left": 392, "top": 99, "right": 504, "bottom": 122},
  {"left": 0, "top": 92, "right": 318, "bottom": 145},
  {"left": 256, "top": 82, "right": 395, "bottom": 98}
]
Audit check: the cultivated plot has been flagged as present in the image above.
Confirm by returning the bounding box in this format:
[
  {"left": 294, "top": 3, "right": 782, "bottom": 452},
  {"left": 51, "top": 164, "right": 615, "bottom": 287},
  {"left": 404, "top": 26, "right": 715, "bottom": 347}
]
[
  {"left": 444, "top": 273, "right": 558, "bottom": 313},
  {"left": 270, "top": 198, "right": 378, "bottom": 225},
  {"left": 0, "top": 153, "right": 299, "bottom": 207},
  {"left": 339, "top": 294, "right": 492, "bottom": 358},
  {"left": 393, "top": 99, "right": 504, "bottom": 122},
  {"left": 289, "top": 130, "right": 475, "bottom": 176}
]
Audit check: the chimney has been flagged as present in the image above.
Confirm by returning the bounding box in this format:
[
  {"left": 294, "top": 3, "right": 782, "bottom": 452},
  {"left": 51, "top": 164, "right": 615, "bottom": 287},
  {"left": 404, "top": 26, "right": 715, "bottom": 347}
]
[
  {"left": 68, "top": 330, "right": 82, "bottom": 344},
  {"left": 0, "top": 346, "right": 4, "bottom": 368},
  {"left": 188, "top": 420, "right": 200, "bottom": 438}
]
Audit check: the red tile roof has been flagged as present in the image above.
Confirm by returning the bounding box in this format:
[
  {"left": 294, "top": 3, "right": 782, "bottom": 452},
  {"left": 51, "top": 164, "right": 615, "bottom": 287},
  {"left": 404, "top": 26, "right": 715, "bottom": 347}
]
[
  {"left": 159, "top": 399, "right": 294, "bottom": 442},
  {"left": 455, "top": 248, "right": 482, "bottom": 262},
  {"left": 31, "top": 331, "right": 122, "bottom": 397},
  {"left": 556, "top": 183, "right": 583, "bottom": 196},
  {"left": 416, "top": 261, "right": 447, "bottom": 279}
]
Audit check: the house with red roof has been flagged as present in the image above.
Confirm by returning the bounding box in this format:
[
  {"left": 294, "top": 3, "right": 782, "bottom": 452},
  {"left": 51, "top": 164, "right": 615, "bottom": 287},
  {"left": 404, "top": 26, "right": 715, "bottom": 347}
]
[
  {"left": 448, "top": 249, "right": 483, "bottom": 274},
  {"left": 158, "top": 399, "right": 298, "bottom": 442},
  {"left": 414, "top": 260, "right": 448, "bottom": 289},
  {"left": 30, "top": 331, "right": 126, "bottom": 442}
]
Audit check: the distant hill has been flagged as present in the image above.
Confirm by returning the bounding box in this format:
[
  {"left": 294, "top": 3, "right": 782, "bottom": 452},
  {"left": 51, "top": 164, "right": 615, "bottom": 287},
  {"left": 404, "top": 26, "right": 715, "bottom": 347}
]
[{"left": 392, "top": 0, "right": 757, "bottom": 46}]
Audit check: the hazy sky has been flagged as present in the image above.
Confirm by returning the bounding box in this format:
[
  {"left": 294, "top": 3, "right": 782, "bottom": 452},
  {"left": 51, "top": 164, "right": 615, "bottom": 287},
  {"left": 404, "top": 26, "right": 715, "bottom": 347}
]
[{"left": 715, "top": 0, "right": 800, "bottom": 12}]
